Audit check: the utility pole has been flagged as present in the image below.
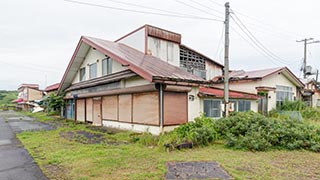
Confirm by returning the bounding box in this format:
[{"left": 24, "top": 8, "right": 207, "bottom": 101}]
[
  {"left": 296, "top": 38, "right": 320, "bottom": 79},
  {"left": 223, "top": 2, "right": 230, "bottom": 117}
]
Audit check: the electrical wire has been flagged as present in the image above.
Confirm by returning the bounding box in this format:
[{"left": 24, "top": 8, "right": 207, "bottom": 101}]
[
  {"left": 173, "top": 0, "right": 223, "bottom": 19},
  {"left": 187, "top": 0, "right": 224, "bottom": 15},
  {"left": 215, "top": 23, "right": 224, "bottom": 62},
  {"left": 97, "top": 0, "right": 217, "bottom": 20},
  {"left": 231, "top": 11, "right": 294, "bottom": 65},
  {"left": 64, "top": 0, "right": 223, "bottom": 22}
]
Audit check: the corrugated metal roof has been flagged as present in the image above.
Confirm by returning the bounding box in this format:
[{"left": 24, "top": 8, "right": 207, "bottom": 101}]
[
  {"left": 229, "top": 67, "right": 283, "bottom": 78},
  {"left": 45, "top": 83, "right": 60, "bottom": 92},
  {"left": 59, "top": 36, "right": 205, "bottom": 93},
  {"left": 199, "top": 87, "right": 259, "bottom": 99}
]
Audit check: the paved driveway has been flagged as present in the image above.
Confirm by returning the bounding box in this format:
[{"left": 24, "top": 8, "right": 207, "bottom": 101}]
[{"left": 0, "top": 111, "right": 53, "bottom": 180}]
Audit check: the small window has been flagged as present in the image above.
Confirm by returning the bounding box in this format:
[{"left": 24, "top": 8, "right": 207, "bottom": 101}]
[
  {"left": 79, "top": 67, "right": 86, "bottom": 81},
  {"left": 89, "top": 63, "right": 97, "bottom": 79},
  {"left": 102, "top": 58, "right": 112, "bottom": 75},
  {"left": 238, "top": 100, "right": 251, "bottom": 112},
  {"left": 204, "top": 99, "right": 221, "bottom": 118}
]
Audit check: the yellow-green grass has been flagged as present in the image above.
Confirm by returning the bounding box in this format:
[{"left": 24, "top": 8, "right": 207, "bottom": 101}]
[{"left": 17, "top": 119, "right": 320, "bottom": 180}]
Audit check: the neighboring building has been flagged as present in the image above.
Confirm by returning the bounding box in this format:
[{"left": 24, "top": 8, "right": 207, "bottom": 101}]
[
  {"left": 13, "top": 83, "right": 43, "bottom": 111},
  {"left": 212, "top": 67, "right": 305, "bottom": 114},
  {"left": 58, "top": 25, "right": 256, "bottom": 134},
  {"left": 301, "top": 79, "right": 320, "bottom": 107},
  {"left": 45, "top": 83, "right": 60, "bottom": 94}
]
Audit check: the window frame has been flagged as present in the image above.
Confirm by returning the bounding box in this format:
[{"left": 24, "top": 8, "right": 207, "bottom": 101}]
[
  {"left": 203, "top": 99, "right": 222, "bottom": 118},
  {"left": 79, "top": 67, "right": 86, "bottom": 82},
  {"left": 276, "top": 85, "right": 294, "bottom": 105},
  {"left": 89, "top": 63, "right": 97, "bottom": 79},
  {"left": 102, "top": 58, "right": 113, "bottom": 76}
]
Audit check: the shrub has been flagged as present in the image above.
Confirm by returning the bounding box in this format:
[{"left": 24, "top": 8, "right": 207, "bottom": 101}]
[
  {"left": 159, "top": 114, "right": 218, "bottom": 148},
  {"left": 218, "top": 112, "right": 320, "bottom": 152}
]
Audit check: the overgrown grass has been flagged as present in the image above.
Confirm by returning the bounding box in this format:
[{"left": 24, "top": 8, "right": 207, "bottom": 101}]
[{"left": 17, "top": 113, "right": 320, "bottom": 179}]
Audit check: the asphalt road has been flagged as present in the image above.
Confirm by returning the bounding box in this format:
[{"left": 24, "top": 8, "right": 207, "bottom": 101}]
[{"left": 0, "top": 111, "right": 52, "bottom": 180}]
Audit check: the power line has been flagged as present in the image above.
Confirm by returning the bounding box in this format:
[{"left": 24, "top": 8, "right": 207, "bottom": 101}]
[
  {"left": 215, "top": 23, "right": 225, "bottom": 61},
  {"left": 173, "top": 0, "right": 223, "bottom": 19},
  {"left": 0, "top": 60, "right": 60, "bottom": 73},
  {"left": 64, "top": 0, "right": 223, "bottom": 22},
  {"left": 231, "top": 11, "right": 293, "bottom": 65},
  {"left": 230, "top": 8, "right": 303, "bottom": 39},
  {"left": 187, "top": 0, "right": 224, "bottom": 15},
  {"left": 230, "top": 26, "right": 282, "bottom": 67},
  {"left": 99, "top": 0, "right": 216, "bottom": 20},
  {"left": 206, "top": 0, "right": 224, "bottom": 7}
]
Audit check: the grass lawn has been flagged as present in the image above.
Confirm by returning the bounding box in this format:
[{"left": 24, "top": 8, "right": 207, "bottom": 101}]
[{"left": 17, "top": 114, "right": 320, "bottom": 180}]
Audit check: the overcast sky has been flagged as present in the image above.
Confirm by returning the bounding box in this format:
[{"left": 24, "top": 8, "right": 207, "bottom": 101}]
[{"left": 1, "top": 0, "right": 320, "bottom": 90}]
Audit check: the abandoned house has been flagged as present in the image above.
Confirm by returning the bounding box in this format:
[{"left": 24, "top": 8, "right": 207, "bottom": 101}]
[
  {"left": 212, "top": 67, "right": 305, "bottom": 115},
  {"left": 58, "top": 25, "right": 260, "bottom": 134},
  {"left": 13, "top": 83, "right": 43, "bottom": 111}
]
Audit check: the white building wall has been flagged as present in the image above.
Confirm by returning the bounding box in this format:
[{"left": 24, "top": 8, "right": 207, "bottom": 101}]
[
  {"left": 206, "top": 61, "right": 223, "bottom": 80},
  {"left": 118, "top": 28, "right": 145, "bottom": 53},
  {"left": 147, "top": 36, "right": 180, "bottom": 67},
  {"left": 188, "top": 87, "right": 201, "bottom": 122},
  {"left": 214, "top": 72, "right": 299, "bottom": 111},
  {"left": 123, "top": 76, "right": 150, "bottom": 88},
  {"left": 71, "top": 48, "right": 128, "bottom": 84}
]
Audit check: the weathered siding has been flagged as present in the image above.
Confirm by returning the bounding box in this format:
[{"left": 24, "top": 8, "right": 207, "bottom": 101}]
[
  {"left": 102, "top": 95, "right": 118, "bottom": 121},
  {"left": 93, "top": 98, "right": 102, "bottom": 126},
  {"left": 132, "top": 92, "right": 159, "bottom": 125},
  {"left": 27, "top": 88, "right": 42, "bottom": 101},
  {"left": 76, "top": 99, "right": 85, "bottom": 122},
  {"left": 147, "top": 36, "right": 180, "bottom": 67},
  {"left": 188, "top": 87, "right": 201, "bottom": 122},
  {"left": 118, "top": 94, "right": 132, "bottom": 122},
  {"left": 206, "top": 60, "right": 223, "bottom": 80},
  {"left": 86, "top": 98, "right": 93, "bottom": 122},
  {"left": 163, "top": 92, "right": 187, "bottom": 125}
]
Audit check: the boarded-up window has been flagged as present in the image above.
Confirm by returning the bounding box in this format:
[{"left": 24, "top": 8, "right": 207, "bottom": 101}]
[
  {"left": 133, "top": 92, "right": 159, "bottom": 125},
  {"left": 164, "top": 92, "right": 187, "bottom": 125},
  {"left": 86, "top": 98, "right": 93, "bottom": 122},
  {"left": 118, "top": 94, "right": 132, "bottom": 122},
  {"left": 102, "top": 95, "right": 118, "bottom": 121},
  {"left": 76, "top": 99, "right": 85, "bottom": 122}
]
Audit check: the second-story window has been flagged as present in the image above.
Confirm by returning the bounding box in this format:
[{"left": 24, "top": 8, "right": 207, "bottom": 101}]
[
  {"left": 89, "top": 63, "right": 97, "bottom": 79},
  {"left": 79, "top": 67, "right": 86, "bottom": 81},
  {"left": 102, "top": 58, "right": 112, "bottom": 75}
]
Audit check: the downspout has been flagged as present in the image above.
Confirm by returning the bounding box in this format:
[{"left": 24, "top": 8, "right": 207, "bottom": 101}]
[{"left": 159, "top": 84, "right": 164, "bottom": 133}]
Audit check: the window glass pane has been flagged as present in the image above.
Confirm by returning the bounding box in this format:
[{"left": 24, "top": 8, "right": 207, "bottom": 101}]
[
  {"left": 276, "top": 85, "right": 293, "bottom": 103},
  {"left": 79, "top": 67, "right": 86, "bottom": 81},
  {"left": 89, "top": 63, "right": 97, "bottom": 79},
  {"left": 102, "top": 58, "right": 113, "bottom": 75},
  {"left": 238, "top": 100, "right": 251, "bottom": 112},
  {"left": 204, "top": 100, "right": 221, "bottom": 118}
]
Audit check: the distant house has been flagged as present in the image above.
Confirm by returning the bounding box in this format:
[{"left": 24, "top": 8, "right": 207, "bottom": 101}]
[
  {"left": 44, "top": 83, "right": 60, "bottom": 94},
  {"left": 58, "top": 25, "right": 256, "bottom": 134},
  {"left": 13, "top": 83, "right": 43, "bottom": 111},
  {"left": 212, "top": 67, "right": 305, "bottom": 114},
  {"left": 301, "top": 79, "right": 320, "bottom": 107}
]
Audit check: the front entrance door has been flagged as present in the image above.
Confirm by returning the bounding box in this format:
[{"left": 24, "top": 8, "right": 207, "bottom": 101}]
[
  {"left": 93, "top": 97, "right": 102, "bottom": 126},
  {"left": 258, "top": 93, "right": 268, "bottom": 115}
]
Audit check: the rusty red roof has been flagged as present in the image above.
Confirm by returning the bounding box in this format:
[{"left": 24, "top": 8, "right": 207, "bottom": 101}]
[
  {"left": 229, "top": 67, "right": 283, "bottom": 78},
  {"left": 199, "top": 87, "right": 259, "bottom": 99},
  {"left": 59, "top": 36, "right": 205, "bottom": 93},
  {"left": 45, "top": 83, "right": 60, "bottom": 92}
]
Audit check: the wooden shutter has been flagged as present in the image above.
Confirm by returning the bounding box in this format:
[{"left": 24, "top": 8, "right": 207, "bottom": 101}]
[
  {"left": 76, "top": 99, "right": 85, "bottom": 122},
  {"left": 86, "top": 98, "right": 93, "bottom": 122},
  {"left": 102, "top": 95, "right": 118, "bottom": 121},
  {"left": 132, "top": 92, "right": 159, "bottom": 125},
  {"left": 118, "top": 94, "right": 132, "bottom": 122},
  {"left": 164, "top": 92, "right": 187, "bottom": 125}
]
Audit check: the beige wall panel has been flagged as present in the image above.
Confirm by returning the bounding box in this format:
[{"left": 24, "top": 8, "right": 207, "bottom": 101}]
[
  {"left": 118, "top": 94, "right": 132, "bottom": 122},
  {"left": 93, "top": 99, "right": 102, "bottom": 126},
  {"left": 86, "top": 98, "right": 93, "bottom": 122},
  {"left": 76, "top": 99, "right": 85, "bottom": 122},
  {"left": 164, "top": 92, "right": 188, "bottom": 125},
  {"left": 28, "top": 88, "right": 43, "bottom": 101},
  {"left": 133, "top": 92, "right": 159, "bottom": 125},
  {"left": 102, "top": 96, "right": 118, "bottom": 121}
]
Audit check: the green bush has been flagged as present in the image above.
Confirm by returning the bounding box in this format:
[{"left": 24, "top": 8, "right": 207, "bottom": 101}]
[
  {"left": 218, "top": 112, "right": 320, "bottom": 152},
  {"left": 277, "top": 100, "right": 306, "bottom": 111},
  {"left": 159, "top": 114, "right": 218, "bottom": 147}
]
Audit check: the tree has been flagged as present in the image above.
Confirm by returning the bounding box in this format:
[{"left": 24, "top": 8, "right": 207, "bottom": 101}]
[{"left": 45, "top": 93, "right": 64, "bottom": 113}]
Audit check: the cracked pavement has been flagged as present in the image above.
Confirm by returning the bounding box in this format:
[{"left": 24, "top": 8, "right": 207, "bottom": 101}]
[{"left": 0, "top": 110, "right": 52, "bottom": 180}]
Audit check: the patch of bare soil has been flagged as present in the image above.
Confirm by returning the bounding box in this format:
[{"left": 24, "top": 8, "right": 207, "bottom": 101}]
[
  {"left": 165, "top": 161, "right": 233, "bottom": 180},
  {"left": 43, "top": 164, "right": 69, "bottom": 180},
  {"left": 59, "top": 130, "right": 129, "bottom": 145}
]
